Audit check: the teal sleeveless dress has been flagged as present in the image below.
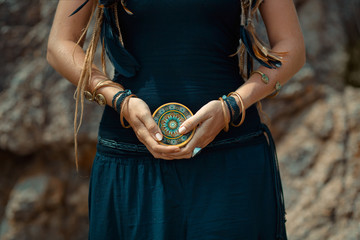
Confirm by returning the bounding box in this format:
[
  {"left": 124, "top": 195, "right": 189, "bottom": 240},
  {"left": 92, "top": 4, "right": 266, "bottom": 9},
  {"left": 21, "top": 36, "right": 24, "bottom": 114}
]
[{"left": 85, "top": 0, "right": 288, "bottom": 239}]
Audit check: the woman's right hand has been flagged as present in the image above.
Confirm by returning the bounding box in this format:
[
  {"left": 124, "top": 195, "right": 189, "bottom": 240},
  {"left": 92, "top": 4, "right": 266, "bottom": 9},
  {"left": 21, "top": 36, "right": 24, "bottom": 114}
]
[{"left": 122, "top": 97, "right": 181, "bottom": 159}]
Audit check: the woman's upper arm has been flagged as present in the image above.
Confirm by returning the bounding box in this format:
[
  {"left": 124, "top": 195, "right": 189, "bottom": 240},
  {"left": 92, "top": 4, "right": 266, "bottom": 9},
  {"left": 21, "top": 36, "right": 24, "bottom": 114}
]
[
  {"left": 260, "top": 0, "right": 304, "bottom": 47},
  {"left": 48, "top": 0, "right": 96, "bottom": 47}
]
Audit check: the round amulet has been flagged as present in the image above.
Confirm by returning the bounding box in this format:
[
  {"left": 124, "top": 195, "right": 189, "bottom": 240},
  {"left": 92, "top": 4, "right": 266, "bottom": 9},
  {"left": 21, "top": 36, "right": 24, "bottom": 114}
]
[{"left": 152, "top": 102, "right": 195, "bottom": 147}]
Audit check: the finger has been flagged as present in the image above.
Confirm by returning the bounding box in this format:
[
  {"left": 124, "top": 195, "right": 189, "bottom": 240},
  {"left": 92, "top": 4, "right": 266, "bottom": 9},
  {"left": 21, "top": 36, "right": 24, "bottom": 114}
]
[
  {"left": 166, "top": 121, "right": 216, "bottom": 159},
  {"left": 138, "top": 111, "right": 163, "bottom": 142},
  {"left": 159, "top": 153, "right": 177, "bottom": 160},
  {"left": 178, "top": 110, "right": 208, "bottom": 135},
  {"left": 168, "top": 138, "right": 213, "bottom": 160},
  {"left": 135, "top": 125, "right": 181, "bottom": 152},
  {"left": 151, "top": 141, "right": 181, "bottom": 153},
  {"left": 148, "top": 147, "right": 176, "bottom": 160},
  {"left": 140, "top": 139, "right": 177, "bottom": 160}
]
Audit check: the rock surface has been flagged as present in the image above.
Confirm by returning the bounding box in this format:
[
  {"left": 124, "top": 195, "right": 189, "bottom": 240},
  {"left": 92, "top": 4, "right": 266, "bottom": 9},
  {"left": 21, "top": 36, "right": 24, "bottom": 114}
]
[{"left": 0, "top": 0, "right": 359, "bottom": 239}]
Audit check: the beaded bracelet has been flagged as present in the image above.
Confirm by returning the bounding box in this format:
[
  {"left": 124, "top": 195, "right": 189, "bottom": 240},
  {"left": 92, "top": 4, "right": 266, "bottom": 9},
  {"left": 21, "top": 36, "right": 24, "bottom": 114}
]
[{"left": 218, "top": 97, "right": 230, "bottom": 132}]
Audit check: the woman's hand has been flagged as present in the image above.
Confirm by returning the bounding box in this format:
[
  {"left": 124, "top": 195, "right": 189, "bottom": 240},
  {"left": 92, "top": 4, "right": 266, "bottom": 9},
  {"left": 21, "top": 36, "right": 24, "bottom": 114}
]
[
  {"left": 122, "top": 97, "right": 181, "bottom": 159},
  {"left": 164, "top": 100, "right": 230, "bottom": 160}
]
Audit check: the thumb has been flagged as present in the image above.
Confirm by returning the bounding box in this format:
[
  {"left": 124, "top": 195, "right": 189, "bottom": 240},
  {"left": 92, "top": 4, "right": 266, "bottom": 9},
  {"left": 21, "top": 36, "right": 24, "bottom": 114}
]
[{"left": 179, "top": 111, "right": 207, "bottom": 135}]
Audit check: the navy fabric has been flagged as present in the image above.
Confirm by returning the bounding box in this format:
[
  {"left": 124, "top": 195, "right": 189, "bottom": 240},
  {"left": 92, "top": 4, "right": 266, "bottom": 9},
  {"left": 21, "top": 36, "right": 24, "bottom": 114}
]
[
  {"left": 90, "top": 134, "right": 279, "bottom": 240},
  {"left": 98, "top": 0, "right": 263, "bottom": 144},
  {"left": 90, "top": 0, "right": 288, "bottom": 239}
]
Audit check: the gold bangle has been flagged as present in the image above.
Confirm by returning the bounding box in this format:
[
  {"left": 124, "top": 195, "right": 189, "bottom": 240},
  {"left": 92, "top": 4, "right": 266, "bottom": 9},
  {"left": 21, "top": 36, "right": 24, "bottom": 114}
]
[
  {"left": 84, "top": 79, "right": 110, "bottom": 102},
  {"left": 85, "top": 80, "right": 123, "bottom": 106},
  {"left": 218, "top": 97, "right": 230, "bottom": 132},
  {"left": 227, "top": 92, "right": 246, "bottom": 127},
  {"left": 251, "top": 70, "right": 269, "bottom": 84},
  {"left": 93, "top": 81, "right": 122, "bottom": 96},
  {"left": 120, "top": 94, "right": 137, "bottom": 128},
  {"left": 93, "top": 79, "right": 108, "bottom": 90},
  {"left": 94, "top": 82, "right": 122, "bottom": 106}
]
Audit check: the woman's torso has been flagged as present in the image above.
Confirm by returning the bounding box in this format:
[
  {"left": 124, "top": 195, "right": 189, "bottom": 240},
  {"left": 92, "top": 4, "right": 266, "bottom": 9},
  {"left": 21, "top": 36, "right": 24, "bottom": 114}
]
[{"left": 99, "top": 0, "right": 262, "bottom": 144}]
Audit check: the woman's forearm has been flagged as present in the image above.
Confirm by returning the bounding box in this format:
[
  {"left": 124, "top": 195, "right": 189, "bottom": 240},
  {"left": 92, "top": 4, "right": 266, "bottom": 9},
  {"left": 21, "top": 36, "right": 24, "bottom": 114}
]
[
  {"left": 46, "top": 0, "right": 123, "bottom": 107},
  {"left": 235, "top": 38, "right": 306, "bottom": 110},
  {"left": 46, "top": 39, "right": 123, "bottom": 107},
  {"left": 235, "top": 0, "right": 306, "bottom": 110}
]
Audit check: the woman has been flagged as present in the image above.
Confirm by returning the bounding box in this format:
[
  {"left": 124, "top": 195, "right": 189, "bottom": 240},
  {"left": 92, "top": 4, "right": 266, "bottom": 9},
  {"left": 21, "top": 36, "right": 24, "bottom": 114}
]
[{"left": 47, "top": 0, "right": 305, "bottom": 239}]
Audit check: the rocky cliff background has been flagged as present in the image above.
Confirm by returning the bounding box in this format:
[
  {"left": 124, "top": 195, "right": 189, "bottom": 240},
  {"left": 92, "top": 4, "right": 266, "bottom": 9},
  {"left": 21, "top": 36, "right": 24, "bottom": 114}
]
[{"left": 0, "top": 0, "right": 359, "bottom": 239}]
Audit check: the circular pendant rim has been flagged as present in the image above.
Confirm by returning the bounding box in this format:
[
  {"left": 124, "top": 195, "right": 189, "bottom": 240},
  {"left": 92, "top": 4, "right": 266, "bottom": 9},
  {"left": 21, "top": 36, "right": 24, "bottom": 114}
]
[{"left": 152, "top": 102, "right": 196, "bottom": 147}]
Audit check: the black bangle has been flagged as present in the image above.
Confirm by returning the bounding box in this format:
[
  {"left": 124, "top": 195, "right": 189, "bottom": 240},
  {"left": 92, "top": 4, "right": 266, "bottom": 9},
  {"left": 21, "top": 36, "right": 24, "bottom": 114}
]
[
  {"left": 227, "top": 96, "right": 241, "bottom": 122},
  {"left": 222, "top": 95, "right": 240, "bottom": 124},
  {"left": 112, "top": 90, "right": 126, "bottom": 110},
  {"left": 222, "top": 95, "right": 233, "bottom": 123},
  {"left": 115, "top": 89, "right": 132, "bottom": 113}
]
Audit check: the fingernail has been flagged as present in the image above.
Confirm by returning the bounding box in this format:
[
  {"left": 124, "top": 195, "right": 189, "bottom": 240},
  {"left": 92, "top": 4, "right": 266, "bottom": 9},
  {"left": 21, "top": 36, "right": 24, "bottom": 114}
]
[
  {"left": 179, "top": 126, "right": 186, "bottom": 134},
  {"left": 156, "top": 133, "right": 162, "bottom": 141}
]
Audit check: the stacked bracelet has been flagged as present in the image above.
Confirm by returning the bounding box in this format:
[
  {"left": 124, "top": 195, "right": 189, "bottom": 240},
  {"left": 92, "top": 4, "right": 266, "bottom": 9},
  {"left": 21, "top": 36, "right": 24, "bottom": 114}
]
[
  {"left": 112, "top": 89, "right": 132, "bottom": 113},
  {"left": 218, "top": 92, "right": 246, "bottom": 131},
  {"left": 111, "top": 90, "right": 126, "bottom": 109},
  {"left": 218, "top": 97, "right": 230, "bottom": 132},
  {"left": 222, "top": 96, "right": 233, "bottom": 123},
  {"left": 84, "top": 79, "right": 123, "bottom": 106},
  {"left": 119, "top": 94, "right": 137, "bottom": 128},
  {"left": 111, "top": 89, "right": 135, "bottom": 128},
  {"left": 227, "top": 92, "right": 246, "bottom": 127},
  {"left": 222, "top": 95, "right": 240, "bottom": 123}
]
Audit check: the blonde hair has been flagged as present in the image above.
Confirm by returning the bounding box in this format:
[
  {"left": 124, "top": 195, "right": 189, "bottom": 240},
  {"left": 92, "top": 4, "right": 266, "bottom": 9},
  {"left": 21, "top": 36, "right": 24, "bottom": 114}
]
[{"left": 73, "top": 3, "right": 103, "bottom": 171}]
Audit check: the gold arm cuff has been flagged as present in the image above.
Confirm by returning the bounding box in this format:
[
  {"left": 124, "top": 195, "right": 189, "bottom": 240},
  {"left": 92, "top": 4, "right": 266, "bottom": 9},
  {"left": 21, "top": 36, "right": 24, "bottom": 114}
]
[
  {"left": 251, "top": 70, "right": 269, "bottom": 84},
  {"left": 266, "top": 81, "right": 282, "bottom": 98}
]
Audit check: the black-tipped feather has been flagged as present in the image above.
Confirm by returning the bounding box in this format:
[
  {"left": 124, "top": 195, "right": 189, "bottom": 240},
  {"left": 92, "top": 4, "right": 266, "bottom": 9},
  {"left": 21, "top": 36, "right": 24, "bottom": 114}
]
[
  {"left": 239, "top": 0, "right": 283, "bottom": 71},
  {"left": 69, "top": 0, "right": 90, "bottom": 16},
  {"left": 69, "top": 0, "right": 120, "bottom": 17},
  {"left": 240, "top": 26, "right": 278, "bottom": 69}
]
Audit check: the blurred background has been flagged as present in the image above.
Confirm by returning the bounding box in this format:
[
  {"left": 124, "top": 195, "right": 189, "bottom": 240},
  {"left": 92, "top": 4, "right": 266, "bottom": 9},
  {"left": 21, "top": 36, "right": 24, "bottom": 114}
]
[{"left": 0, "top": 0, "right": 359, "bottom": 239}]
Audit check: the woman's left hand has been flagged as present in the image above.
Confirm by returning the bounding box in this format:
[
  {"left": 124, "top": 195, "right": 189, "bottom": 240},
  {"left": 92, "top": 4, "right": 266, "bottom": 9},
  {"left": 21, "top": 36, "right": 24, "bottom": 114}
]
[{"left": 164, "top": 100, "right": 229, "bottom": 160}]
